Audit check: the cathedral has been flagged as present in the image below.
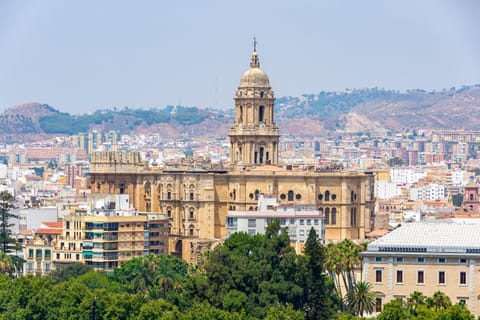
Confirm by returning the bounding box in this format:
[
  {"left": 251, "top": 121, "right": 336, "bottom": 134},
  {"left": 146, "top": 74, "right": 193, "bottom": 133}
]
[{"left": 90, "top": 45, "right": 376, "bottom": 263}]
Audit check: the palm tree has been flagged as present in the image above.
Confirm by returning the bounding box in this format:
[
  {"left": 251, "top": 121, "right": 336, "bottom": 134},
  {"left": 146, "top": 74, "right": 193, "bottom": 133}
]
[
  {"left": 407, "top": 290, "right": 426, "bottom": 314},
  {"left": 345, "top": 280, "right": 376, "bottom": 317},
  {"left": 0, "top": 252, "right": 15, "bottom": 276},
  {"left": 324, "top": 243, "right": 343, "bottom": 297},
  {"left": 432, "top": 291, "right": 451, "bottom": 312}
]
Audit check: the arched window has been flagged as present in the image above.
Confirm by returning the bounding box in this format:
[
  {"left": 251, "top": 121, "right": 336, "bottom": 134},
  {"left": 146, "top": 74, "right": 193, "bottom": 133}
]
[
  {"left": 325, "top": 190, "right": 330, "bottom": 201},
  {"left": 119, "top": 183, "right": 125, "bottom": 194},
  {"left": 325, "top": 208, "right": 330, "bottom": 225},
  {"left": 259, "top": 106, "right": 265, "bottom": 122},
  {"left": 470, "top": 194, "right": 474, "bottom": 201},
  {"left": 255, "top": 189, "right": 260, "bottom": 200},
  {"left": 144, "top": 182, "right": 151, "bottom": 197},
  {"left": 288, "top": 190, "right": 294, "bottom": 201},
  {"left": 351, "top": 191, "right": 354, "bottom": 203},
  {"left": 189, "top": 225, "right": 195, "bottom": 236},
  {"left": 167, "top": 207, "right": 172, "bottom": 218},
  {"left": 239, "top": 106, "right": 243, "bottom": 123},
  {"left": 350, "top": 207, "right": 357, "bottom": 226},
  {"left": 331, "top": 208, "right": 337, "bottom": 225},
  {"left": 189, "top": 207, "right": 195, "bottom": 219},
  {"left": 189, "top": 184, "right": 195, "bottom": 201},
  {"left": 259, "top": 147, "right": 264, "bottom": 164}
]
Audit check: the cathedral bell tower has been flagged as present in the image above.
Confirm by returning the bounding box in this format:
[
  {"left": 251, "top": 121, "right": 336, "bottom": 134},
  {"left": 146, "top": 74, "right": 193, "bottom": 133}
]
[{"left": 229, "top": 40, "right": 279, "bottom": 166}]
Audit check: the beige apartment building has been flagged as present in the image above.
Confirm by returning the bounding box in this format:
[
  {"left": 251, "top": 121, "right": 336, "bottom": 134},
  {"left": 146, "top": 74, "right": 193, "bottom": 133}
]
[
  {"left": 23, "top": 194, "right": 169, "bottom": 274},
  {"left": 89, "top": 46, "right": 376, "bottom": 263},
  {"left": 362, "top": 219, "right": 480, "bottom": 316}
]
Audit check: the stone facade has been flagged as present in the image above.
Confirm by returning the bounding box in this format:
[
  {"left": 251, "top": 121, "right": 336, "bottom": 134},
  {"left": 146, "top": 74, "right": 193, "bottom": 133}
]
[{"left": 89, "top": 47, "right": 376, "bottom": 263}]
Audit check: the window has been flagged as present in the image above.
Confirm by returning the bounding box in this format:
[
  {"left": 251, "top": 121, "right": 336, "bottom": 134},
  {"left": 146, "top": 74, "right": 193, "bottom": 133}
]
[
  {"left": 350, "top": 207, "right": 357, "bottom": 226},
  {"left": 28, "top": 249, "right": 34, "bottom": 258},
  {"left": 417, "top": 257, "right": 425, "bottom": 263},
  {"left": 300, "top": 219, "right": 304, "bottom": 225},
  {"left": 306, "top": 219, "right": 311, "bottom": 225},
  {"left": 325, "top": 208, "right": 330, "bottom": 225},
  {"left": 289, "top": 218, "right": 295, "bottom": 224},
  {"left": 375, "top": 298, "right": 382, "bottom": 313},
  {"left": 314, "top": 219, "right": 319, "bottom": 225},
  {"left": 189, "top": 192, "right": 194, "bottom": 200},
  {"left": 44, "top": 263, "right": 51, "bottom": 272},
  {"left": 295, "top": 193, "right": 301, "bottom": 200},
  {"left": 325, "top": 191, "right": 330, "bottom": 201},
  {"left": 248, "top": 219, "right": 256, "bottom": 228},
  {"left": 332, "top": 194, "right": 337, "bottom": 200},
  {"left": 44, "top": 250, "right": 51, "bottom": 259},
  {"left": 459, "top": 258, "right": 467, "bottom": 264},
  {"left": 375, "top": 257, "right": 383, "bottom": 262},
  {"left": 26, "top": 262, "right": 33, "bottom": 271},
  {"left": 167, "top": 191, "right": 172, "bottom": 200},
  {"left": 189, "top": 208, "right": 195, "bottom": 219},
  {"left": 375, "top": 269, "right": 382, "bottom": 283},
  {"left": 36, "top": 249, "right": 42, "bottom": 259},
  {"left": 396, "top": 257, "right": 404, "bottom": 263},
  {"left": 417, "top": 270, "right": 425, "bottom": 284},
  {"left": 259, "top": 105, "right": 264, "bottom": 122},
  {"left": 438, "top": 258, "right": 446, "bottom": 263},
  {"left": 288, "top": 190, "right": 294, "bottom": 201},
  {"left": 299, "top": 230, "right": 305, "bottom": 236},
  {"left": 318, "top": 193, "right": 323, "bottom": 200},
  {"left": 280, "top": 194, "right": 286, "bottom": 200},
  {"left": 331, "top": 208, "right": 337, "bottom": 225},
  {"left": 460, "top": 271, "right": 467, "bottom": 285},
  {"left": 438, "top": 271, "right": 445, "bottom": 284},
  {"left": 396, "top": 270, "right": 403, "bottom": 284}
]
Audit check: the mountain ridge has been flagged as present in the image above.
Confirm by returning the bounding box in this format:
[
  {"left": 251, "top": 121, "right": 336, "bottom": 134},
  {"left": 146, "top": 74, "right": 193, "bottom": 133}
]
[{"left": 3, "top": 85, "right": 480, "bottom": 142}]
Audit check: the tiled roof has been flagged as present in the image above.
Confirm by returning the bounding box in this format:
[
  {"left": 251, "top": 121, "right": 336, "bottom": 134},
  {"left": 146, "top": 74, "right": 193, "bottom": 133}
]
[
  {"left": 35, "top": 228, "right": 62, "bottom": 235},
  {"left": 42, "top": 222, "right": 62, "bottom": 228}
]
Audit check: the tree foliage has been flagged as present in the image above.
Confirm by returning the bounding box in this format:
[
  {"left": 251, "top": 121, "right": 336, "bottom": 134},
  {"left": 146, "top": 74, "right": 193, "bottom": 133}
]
[{"left": 0, "top": 191, "right": 17, "bottom": 255}]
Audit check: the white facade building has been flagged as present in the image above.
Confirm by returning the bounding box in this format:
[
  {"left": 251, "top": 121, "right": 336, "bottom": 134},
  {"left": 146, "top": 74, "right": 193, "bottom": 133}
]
[{"left": 226, "top": 194, "right": 325, "bottom": 252}]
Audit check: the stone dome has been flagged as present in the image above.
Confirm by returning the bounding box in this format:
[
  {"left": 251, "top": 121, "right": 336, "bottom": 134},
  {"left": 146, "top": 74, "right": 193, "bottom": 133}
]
[{"left": 239, "top": 51, "right": 270, "bottom": 88}]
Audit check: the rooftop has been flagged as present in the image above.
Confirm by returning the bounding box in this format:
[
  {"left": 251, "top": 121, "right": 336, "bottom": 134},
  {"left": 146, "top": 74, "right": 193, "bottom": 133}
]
[{"left": 367, "top": 219, "right": 480, "bottom": 254}]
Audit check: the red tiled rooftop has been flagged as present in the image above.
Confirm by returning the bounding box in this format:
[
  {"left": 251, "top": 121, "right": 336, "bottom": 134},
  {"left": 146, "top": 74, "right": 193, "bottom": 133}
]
[
  {"left": 35, "top": 228, "right": 62, "bottom": 235},
  {"left": 42, "top": 221, "right": 62, "bottom": 228}
]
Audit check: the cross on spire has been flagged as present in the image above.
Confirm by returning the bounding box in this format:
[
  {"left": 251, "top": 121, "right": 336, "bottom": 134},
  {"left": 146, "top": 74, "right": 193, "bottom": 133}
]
[{"left": 253, "top": 36, "right": 257, "bottom": 52}]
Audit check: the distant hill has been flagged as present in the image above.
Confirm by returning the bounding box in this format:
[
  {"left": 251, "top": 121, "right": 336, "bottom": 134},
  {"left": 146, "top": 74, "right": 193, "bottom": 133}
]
[{"left": 3, "top": 84, "right": 480, "bottom": 142}]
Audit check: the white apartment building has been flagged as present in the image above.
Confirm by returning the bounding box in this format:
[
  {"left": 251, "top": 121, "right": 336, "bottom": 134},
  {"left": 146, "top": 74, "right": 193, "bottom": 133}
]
[
  {"left": 390, "top": 168, "right": 427, "bottom": 186},
  {"left": 226, "top": 194, "right": 325, "bottom": 252},
  {"left": 410, "top": 183, "right": 446, "bottom": 201},
  {"left": 375, "top": 180, "right": 400, "bottom": 200}
]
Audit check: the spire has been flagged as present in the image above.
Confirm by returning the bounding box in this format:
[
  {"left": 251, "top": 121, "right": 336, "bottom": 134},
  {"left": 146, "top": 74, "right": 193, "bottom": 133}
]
[{"left": 250, "top": 36, "right": 260, "bottom": 68}]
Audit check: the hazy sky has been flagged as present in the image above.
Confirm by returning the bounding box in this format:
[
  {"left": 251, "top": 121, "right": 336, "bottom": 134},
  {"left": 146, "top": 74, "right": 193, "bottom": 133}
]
[{"left": 1, "top": 0, "right": 479, "bottom": 114}]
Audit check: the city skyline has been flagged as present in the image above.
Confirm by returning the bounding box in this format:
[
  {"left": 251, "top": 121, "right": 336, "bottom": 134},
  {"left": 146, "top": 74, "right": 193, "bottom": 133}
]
[{"left": 1, "top": 0, "right": 479, "bottom": 114}]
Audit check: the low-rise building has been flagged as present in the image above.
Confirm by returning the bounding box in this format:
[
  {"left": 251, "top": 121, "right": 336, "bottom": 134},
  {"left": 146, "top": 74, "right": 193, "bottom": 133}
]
[
  {"left": 226, "top": 194, "right": 325, "bottom": 252},
  {"left": 361, "top": 219, "right": 480, "bottom": 316}
]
